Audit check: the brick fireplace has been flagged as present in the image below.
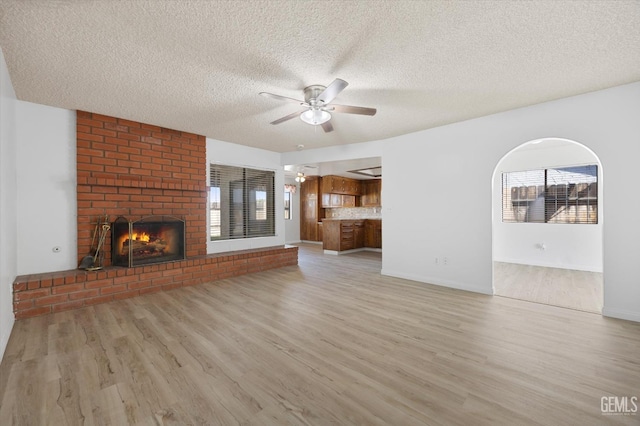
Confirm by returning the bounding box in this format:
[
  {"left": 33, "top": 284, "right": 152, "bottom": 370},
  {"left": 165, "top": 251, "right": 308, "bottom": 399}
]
[
  {"left": 12, "top": 112, "right": 297, "bottom": 319},
  {"left": 75, "top": 111, "right": 207, "bottom": 262}
]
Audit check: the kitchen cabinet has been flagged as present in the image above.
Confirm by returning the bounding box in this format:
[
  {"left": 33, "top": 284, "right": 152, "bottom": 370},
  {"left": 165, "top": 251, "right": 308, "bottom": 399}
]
[
  {"left": 364, "top": 219, "right": 382, "bottom": 248},
  {"left": 360, "top": 179, "right": 381, "bottom": 207},
  {"left": 321, "top": 175, "right": 362, "bottom": 196},
  {"left": 354, "top": 220, "right": 365, "bottom": 248},
  {"left": 323, "top": 219, "right": 372, "bottom": 252},
  {"left": 323, "top": 220, "right": 364, "bottom": 251},
  {"left": 300, "top": 177, "right": 324, "bottom": 241},
  {"left": 322, "top": 193, "right": 357, "bottom": 208}
]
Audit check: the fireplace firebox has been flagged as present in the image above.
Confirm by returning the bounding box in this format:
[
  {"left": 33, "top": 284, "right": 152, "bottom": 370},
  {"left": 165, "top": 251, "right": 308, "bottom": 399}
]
[{"left": 112, "top": 216, "right": 186, "bottom": 267}]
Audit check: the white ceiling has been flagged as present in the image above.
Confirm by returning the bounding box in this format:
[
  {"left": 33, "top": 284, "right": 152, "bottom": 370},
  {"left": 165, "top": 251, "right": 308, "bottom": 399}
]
[{"left": 1, "top": 1, "right": 639, "bottom": 153}]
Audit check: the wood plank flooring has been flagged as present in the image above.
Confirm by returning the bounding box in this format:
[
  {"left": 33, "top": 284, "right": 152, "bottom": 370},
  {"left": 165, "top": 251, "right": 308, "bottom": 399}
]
[
  {"left": 1, "top": 244, "right": 638, "bottom": 425},
  {"left": 493, "top": 262, "right": 603, "bottom": 313}
]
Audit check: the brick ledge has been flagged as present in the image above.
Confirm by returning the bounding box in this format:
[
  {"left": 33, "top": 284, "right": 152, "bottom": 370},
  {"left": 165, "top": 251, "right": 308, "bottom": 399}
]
[{"left": 13, "top": 245, "right": 298, "bottom": 319}]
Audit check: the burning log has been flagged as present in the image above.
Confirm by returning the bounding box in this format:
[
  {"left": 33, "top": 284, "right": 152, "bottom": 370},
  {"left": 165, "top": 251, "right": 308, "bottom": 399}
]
[{"left": 122, "top": 238, "right": 168, "bottom": 257}]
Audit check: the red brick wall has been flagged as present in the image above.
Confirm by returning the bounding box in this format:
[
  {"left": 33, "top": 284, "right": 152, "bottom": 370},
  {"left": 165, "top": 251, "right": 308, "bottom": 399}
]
[{"left": 76, "top": 111, "right": 207, "bottom": 264}]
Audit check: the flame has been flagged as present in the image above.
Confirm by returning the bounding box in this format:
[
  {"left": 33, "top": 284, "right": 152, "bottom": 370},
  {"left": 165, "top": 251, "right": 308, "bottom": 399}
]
[{"left": 131, "top": 231, "right": 150, "bottom": 242}]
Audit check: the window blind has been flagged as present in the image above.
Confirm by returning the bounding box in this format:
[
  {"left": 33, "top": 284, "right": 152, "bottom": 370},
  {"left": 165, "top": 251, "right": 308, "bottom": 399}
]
[
  {"left": 210, "top": 164, "right": 275, "bottom": 240},
  {"left": 502, "top": 165, "right": 597, "bottom": 224}
]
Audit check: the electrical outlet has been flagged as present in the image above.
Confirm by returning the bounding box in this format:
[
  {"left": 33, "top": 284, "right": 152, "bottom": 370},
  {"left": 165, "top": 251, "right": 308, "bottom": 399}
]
[
  {"left": 443, "top": 257, "right": 448, "bottom": 266},
  {"left": 435, "top": 257, "right": 439, "bottom": 265}
]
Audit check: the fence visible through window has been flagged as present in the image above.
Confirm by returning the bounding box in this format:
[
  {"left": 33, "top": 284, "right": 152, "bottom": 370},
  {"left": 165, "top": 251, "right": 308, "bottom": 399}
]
[{"left": 502, "top": 165, "right": 598, "bottom": 224}]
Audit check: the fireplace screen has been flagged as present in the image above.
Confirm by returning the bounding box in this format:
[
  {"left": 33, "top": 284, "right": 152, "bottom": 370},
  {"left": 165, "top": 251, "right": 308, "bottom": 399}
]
[{"left": 112, "top": 215, "right": 186, "bottom": 267}]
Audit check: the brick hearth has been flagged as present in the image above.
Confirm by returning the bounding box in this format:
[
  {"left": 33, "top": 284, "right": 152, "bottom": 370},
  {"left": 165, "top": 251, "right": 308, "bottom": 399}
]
[
  {"left": 12, "top": 111, "right": 297, "bottom": 319},
  {"left": 13, "top": 246, "right": 298, "bottom": 319}
]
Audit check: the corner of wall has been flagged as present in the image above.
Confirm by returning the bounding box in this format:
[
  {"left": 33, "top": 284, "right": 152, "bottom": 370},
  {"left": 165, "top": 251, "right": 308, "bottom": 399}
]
[{"left": 0, "top": 46, "right": 18, "bottom": 362}]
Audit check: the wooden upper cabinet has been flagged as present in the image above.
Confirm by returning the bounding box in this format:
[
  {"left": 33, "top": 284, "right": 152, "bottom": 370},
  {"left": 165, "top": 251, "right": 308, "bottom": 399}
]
[
  {"left": 341, "top": 195, "right": 356, "bottom": 208},
  {"left": 321, "top": 175, "right": 362, "bottom": 196},
  {"left": 360, "top": 179, "right": 382, "bottom": 207},
  {"left": 321, "top": 193, "right": 356, "bottom": 208}
]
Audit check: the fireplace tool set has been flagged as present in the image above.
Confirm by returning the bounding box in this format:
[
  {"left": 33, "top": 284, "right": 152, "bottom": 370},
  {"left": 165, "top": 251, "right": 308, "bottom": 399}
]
[{"left": 79, "top": 215, "right": 110, "bottom": 270}]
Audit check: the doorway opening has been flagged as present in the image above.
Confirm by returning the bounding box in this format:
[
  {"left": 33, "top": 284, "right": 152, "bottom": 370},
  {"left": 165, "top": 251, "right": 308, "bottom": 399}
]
[{"left": 492, "top": 138, "right": 603, "bottom": 313}]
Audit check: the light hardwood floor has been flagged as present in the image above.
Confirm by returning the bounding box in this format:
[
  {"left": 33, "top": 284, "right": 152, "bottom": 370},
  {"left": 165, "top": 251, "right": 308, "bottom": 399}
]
[
  {"left": 0, "top": 244, "right": 638, "bottom": 425},
  {"left": 493, "top": 262, "right": 603, "bottom": 314}
]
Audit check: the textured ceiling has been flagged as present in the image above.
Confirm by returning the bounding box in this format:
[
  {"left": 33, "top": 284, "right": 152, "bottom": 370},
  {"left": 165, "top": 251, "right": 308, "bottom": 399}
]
[{"left": 1, "top": 1, "right": 639, "bottom": 153}]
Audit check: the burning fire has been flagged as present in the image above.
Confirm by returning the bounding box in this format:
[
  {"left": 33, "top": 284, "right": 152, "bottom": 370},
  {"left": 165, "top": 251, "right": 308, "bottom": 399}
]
[{"left": 131, "top": 231, "right": 150, "bottom": 242}]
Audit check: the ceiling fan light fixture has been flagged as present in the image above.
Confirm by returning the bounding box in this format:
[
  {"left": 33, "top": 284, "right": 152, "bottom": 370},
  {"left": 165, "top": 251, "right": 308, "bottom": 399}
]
[
  {"left": 295, "top": 172, "right": 306, "bottom": 183},
  {"left": 300, "top": 109, "right": 331, "bottom": 125}
]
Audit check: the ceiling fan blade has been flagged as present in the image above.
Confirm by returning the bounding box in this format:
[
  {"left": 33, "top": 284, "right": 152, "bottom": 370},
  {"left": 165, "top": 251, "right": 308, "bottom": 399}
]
[
  {"left": 317, "top": 79, "right": 348, "bottom": 104},
  {"left": 329, "top": 104, "right": 377, "bottom": 116},
  {"left": 260, "top": 92, "right": 306, "bottom": 105},
  {"left": 321, "top": 121, "right": 334, "bottom": 133},
  {"left": 270, "top": 111, "right": 301, "bottom": 125}
]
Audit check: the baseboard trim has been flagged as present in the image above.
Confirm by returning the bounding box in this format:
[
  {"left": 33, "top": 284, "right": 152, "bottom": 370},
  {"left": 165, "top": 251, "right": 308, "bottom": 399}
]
[
  {"left": 494, "top": 258, "right": 602, "bottom": 273},
  {"left": 300, "top": 240, "right": 323, "bottom": 245},
  {"left": 602, "top": 307, "right": 640, "bottom": 323},
  {"left": 381, "top": 269, "right": 493, "bottom": 296},
  {"left": 324, "top": 247, "right": 383, "bottom": 256}
]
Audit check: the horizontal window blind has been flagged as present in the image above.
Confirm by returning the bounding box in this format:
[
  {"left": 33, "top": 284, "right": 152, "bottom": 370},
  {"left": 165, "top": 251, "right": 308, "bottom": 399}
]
[
  {"left": 210, "top": 164, "right": 275, "bottom": 240},
  {"left": 502, "top": 165, "right": 598, "bottom": 224},
  {"left": 502, "top": 169, "right": 545, "bottom": 223}
]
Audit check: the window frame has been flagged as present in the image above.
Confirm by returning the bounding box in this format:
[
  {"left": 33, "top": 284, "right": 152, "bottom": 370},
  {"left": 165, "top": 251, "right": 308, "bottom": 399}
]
[
  {"left": 209, "top": 163, "right": 276, "bottom": 241},
  {"left": 502, "top": 164, "right": 598, "bottom": 225},
  {"left": 284, "top": 190, "right": 292, "bottom": 220}
]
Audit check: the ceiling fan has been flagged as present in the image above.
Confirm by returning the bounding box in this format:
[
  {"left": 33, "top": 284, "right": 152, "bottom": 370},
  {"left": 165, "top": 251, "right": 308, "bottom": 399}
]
[{"left": 259, "top": 78, "right": 376, "bottom": 133}]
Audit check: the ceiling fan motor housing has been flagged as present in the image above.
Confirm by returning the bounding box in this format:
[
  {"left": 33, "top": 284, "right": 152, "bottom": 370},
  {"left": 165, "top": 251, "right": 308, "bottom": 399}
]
[{"left": 303, "top": 85, "right": 327, "bottom": 105}]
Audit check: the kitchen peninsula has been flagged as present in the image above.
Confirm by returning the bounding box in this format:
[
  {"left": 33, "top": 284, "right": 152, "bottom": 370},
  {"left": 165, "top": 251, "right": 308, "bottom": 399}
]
[{"left": 322, "top": 218, "right": 382, "bottom": 254}]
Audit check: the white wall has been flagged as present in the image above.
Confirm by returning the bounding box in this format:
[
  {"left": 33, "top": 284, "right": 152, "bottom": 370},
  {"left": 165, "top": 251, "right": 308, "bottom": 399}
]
[
  {"left": 493, "top": 139, "right": 602, "bottom": 272},
  {"left": 0, "top": 47, "right": 17, "bottom": 361},
  {"left": 284, "top": 177, "right": 301, "bottom": 244},
  {"left": 381, "top": 82, "right": 640, "bottom": 322},
  {"left": 16, "top": 101, "right": 76, "bottom": 275},
  {"left": 207, "top": 138, "right": 286, "bottom": 253}
]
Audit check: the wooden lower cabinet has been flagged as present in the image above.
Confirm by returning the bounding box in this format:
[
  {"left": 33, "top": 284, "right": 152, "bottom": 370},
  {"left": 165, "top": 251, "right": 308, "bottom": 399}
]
[
  {"left": 364, "top": 219, "right": 382, "bottom": 249},
  {"left": 340, "top": 221, "right": 354, "bottom": 250},
  {"left": 354, "top": 221, "right": 365, "bottom": 248},
  {"left": 322, "top": 220, "right": 341, "bottom": 251},
  {"left": 323, "top": 219, "right": 380, "bottom": 251},
  {"left": 323, "top": 220, "right": 358, "bottom": 251}
]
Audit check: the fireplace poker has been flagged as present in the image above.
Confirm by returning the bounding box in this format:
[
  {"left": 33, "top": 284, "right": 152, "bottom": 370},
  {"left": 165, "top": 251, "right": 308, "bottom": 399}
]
[{"left": 89, "top": 219, "right": 110, "bottom": 271}]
